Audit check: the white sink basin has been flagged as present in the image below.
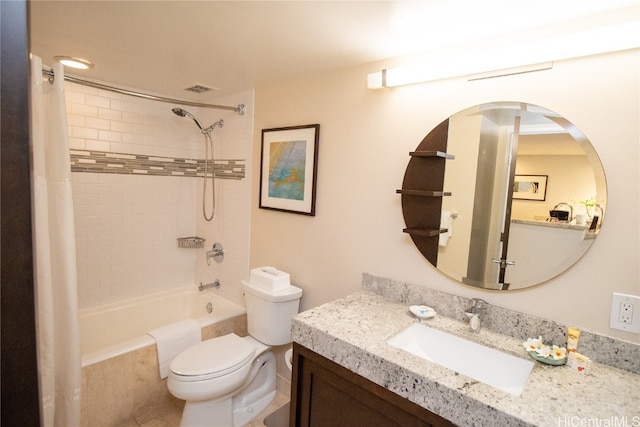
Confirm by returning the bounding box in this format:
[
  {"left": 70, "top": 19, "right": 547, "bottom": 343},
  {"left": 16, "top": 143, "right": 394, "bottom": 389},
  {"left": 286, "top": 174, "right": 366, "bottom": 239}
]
[{"left": 386, "top": 323, "right": 534, "bottom": 396}]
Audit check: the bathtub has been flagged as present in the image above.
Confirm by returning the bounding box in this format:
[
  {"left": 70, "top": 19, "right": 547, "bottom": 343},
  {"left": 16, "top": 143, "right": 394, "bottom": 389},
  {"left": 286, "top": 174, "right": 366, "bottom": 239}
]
[{"left": 79, "top": 286, "right": 246, "bottom": 367}]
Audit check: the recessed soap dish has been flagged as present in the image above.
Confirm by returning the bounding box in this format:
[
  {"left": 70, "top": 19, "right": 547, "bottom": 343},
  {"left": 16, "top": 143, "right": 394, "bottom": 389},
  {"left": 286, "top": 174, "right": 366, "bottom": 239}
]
[
  {"left": 177, "top": 237, "right": 205, "bottom": 249},
  {"left": 410, "top": 305, "right": 437, "bottom": 319}
]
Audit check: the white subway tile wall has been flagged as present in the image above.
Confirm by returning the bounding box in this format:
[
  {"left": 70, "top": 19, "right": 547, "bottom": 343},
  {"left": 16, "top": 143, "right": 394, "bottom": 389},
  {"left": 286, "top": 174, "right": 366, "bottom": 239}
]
[{"left": 66, "top": 82, "right": 254, "bottom": 309}]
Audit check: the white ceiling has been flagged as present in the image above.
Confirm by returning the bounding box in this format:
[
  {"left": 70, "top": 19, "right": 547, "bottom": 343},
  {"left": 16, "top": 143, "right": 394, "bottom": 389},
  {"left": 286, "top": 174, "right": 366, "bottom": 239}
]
[{"left": 29, "top": 1, "right": 639, "bottom": 102}]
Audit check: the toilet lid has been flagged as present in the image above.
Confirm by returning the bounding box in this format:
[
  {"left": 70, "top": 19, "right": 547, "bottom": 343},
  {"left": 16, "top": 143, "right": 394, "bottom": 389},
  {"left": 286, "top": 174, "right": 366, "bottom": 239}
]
[{"left": 170, "top": 333, "right": 255, "bottom": 380}]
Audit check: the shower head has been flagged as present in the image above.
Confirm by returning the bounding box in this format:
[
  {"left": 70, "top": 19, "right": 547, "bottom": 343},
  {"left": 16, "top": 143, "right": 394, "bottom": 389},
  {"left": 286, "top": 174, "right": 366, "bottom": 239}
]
[
  {"left": 172, "top": 108, "right": 223, "bottom": 134},
  {"left": 172, "top": 107, "right": 203, "bottom": 130}
]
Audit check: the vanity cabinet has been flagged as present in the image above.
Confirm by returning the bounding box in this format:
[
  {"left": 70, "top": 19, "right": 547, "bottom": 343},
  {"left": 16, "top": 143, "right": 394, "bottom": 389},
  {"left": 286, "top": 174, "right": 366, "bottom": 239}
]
[
  {"left": 398, "top": 119, "right": 453, "bottom": 265},
  {"left": 290, "top": 343, "right": 455, "bottom": 427}
]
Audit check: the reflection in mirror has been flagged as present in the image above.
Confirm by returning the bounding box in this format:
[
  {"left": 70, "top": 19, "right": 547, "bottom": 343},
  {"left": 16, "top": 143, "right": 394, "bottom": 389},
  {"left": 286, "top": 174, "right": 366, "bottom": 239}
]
[{"left": 402, "top": 102, "right": 606, "bottom": 291}]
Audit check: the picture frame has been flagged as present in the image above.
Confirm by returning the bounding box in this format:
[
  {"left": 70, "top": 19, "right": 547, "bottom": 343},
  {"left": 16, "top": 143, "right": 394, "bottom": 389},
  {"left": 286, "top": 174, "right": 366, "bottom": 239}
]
[
  {"left": 259, "top": 124, "right": 320, "bottom": 215},
  {"left": 513, "top": 174, "right": 548, "bottom": 201}
]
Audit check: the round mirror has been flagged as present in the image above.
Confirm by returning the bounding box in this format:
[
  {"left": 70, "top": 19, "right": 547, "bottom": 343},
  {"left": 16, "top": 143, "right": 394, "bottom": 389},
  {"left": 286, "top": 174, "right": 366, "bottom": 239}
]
[{"left": 399, "top": 102, "right": 606, "bottom": 290}]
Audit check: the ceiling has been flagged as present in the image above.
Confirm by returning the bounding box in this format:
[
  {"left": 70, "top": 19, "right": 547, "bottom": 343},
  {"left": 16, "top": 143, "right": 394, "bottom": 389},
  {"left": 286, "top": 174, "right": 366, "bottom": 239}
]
[{"left": 29, "top": 1, "right": 639, "bottom": 102}]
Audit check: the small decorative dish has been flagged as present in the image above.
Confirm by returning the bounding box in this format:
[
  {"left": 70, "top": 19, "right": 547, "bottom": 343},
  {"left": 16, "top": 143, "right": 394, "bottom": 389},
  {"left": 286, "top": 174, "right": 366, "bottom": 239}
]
[
  {"left": 527, "top": 350, "right": 566, "bottom": 366},
  {"left": 523, "top": 336, "right": 567, "bottom": 366},
  {"left": 409, "top": 305, "right": 437, "bottom": 319}
]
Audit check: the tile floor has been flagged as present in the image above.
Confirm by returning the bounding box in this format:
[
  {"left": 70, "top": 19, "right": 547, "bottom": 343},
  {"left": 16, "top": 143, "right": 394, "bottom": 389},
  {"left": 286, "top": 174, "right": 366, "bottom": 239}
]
[
  {"left": 248, "top": 392, "right": 290, "bottom": 427},
  {"left": 119, "top": 391, "right": 290, "bottom": 427}
]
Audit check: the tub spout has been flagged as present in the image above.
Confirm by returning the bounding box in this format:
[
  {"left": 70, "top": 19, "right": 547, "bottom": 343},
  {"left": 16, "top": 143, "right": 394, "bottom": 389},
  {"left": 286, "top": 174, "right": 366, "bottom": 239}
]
[{"left": 198, "top": 280, "right": 220, "bottom": 291}]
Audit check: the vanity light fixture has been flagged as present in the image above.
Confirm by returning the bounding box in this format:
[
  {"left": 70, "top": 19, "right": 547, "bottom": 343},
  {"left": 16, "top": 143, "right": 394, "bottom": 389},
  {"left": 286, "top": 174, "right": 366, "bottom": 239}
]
[
  {"left": 367, "top": 62, "right": 553, "bottom": 89},
  {"left": 368, "top": 19, "right": 640, "bottom": 89},
  {"left": 53, "top": 56, "right": 94, "bottom": 70}
]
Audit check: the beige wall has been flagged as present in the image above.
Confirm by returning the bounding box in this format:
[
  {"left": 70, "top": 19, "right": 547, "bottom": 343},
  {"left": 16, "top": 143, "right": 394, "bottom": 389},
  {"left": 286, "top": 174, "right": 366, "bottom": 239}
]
[
  {"left": 251, "top": 48, "right": 639, "bottom": 342},
  {"left": 512, "top": 154, "right": 595, "bottom": 220}
]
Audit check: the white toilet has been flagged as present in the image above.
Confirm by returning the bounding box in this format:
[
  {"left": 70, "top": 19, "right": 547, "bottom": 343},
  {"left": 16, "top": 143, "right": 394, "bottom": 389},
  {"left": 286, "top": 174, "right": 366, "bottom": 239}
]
[{"left": 168, "top": 278, "right": 302, "bottom": 427}]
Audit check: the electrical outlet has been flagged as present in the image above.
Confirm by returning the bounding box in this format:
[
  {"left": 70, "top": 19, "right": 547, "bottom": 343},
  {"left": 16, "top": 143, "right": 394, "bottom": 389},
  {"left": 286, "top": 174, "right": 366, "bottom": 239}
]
[
  {"left": 619, "top": 303, "right": 633, "bottom": 324},
  {"left": 610, "top": 293, "right": 640, "bottom": 334}
]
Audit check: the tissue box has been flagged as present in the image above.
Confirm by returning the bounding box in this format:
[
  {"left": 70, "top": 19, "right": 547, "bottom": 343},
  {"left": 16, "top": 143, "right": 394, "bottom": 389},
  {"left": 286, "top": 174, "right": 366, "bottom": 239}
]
[{"left": 249, "top": 266, "right": 291, "bottom": 291}]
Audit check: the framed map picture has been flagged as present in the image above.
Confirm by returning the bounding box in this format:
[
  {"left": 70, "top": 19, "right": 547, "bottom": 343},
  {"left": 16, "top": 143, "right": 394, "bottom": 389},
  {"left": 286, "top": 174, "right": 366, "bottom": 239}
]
[{"left": 259, "top": 124, "right": 320, "bottom": 215}]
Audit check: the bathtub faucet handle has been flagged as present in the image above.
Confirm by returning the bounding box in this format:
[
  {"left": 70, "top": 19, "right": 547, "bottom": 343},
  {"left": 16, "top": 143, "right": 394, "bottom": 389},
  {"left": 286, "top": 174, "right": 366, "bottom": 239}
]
[{"left": 206, "top": 242, "right": 224, "bottom": 265}]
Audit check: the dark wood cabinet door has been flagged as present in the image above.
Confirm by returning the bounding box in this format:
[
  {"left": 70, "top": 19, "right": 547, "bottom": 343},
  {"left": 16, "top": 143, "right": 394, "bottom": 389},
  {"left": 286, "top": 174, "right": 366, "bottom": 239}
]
[{"left": 290, "top": 343, "right": 455, "bottom": 427}]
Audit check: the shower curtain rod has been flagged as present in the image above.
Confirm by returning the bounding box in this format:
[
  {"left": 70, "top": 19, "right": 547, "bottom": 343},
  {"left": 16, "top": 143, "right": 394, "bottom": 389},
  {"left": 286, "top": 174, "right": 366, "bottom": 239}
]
[{"left": 41, "top": 67, "right": 245, "bottom": 115}]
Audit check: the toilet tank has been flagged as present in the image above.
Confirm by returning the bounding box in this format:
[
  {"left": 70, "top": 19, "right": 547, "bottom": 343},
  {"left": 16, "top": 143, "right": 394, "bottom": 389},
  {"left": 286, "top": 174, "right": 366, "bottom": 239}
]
[{"left": 242, "top": 280, "right": 302, "bottom": 346}]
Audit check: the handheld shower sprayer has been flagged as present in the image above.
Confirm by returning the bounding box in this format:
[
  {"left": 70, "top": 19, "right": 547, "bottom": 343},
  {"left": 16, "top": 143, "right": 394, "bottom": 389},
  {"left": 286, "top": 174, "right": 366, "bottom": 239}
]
[
  {"left": 172, "top": 107, "right": 225, "bottom": 221},
  {"left": 172, "top": 107, "right": 203, "bottom": 130}
]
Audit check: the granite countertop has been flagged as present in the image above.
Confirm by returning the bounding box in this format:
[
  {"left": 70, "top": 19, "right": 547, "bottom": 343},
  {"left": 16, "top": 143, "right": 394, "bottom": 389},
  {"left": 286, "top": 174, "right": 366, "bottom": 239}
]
[
  {"left": 291, "top": 291, "right": 640, "bottom": 427},
  {"left": 511, "top": 218, "right": 589, "bottom": 231}
]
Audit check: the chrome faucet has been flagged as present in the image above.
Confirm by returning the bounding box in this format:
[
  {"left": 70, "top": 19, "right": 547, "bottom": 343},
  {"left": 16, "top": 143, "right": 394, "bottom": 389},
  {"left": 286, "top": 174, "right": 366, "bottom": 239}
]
[
  {"left": 553, "top": 202, "right": 573, "bottom": 222},
  {"left": 464, "top": 298, "right": 487, "bottom": 333}
]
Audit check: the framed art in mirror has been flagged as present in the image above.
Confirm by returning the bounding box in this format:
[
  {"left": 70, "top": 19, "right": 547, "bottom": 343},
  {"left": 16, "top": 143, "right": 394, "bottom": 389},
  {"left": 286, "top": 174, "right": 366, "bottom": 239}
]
[{"left": 513, "top": 175, "right": 548, "bottom": 201}]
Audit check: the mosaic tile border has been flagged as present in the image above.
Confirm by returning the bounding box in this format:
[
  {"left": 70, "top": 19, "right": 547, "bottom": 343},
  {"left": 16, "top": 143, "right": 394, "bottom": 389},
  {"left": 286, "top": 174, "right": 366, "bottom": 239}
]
[{"left": 70, "top": 150, "right": 245, "bottom": 180}]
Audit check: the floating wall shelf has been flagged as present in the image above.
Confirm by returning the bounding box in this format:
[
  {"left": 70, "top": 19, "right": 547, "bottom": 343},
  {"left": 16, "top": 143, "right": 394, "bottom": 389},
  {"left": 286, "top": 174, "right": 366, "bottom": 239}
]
[
  {"left": 409, "top": 151, "right": 455, "bottom": 159},
  {"left": 396, "top": 189, "right": 452, "bottom": 197},
  {"left": 398, "top": 119, "right": 454, "bottom": 265},
  {"left": 402, "top": 228, "right": 450, "bottom": 237}
]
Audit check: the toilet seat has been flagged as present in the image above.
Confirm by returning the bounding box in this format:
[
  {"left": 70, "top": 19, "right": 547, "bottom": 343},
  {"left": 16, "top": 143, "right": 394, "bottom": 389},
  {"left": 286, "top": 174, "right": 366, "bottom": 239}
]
[{"left": 170, "top": 333, "right": 256, "bottom": 382}]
